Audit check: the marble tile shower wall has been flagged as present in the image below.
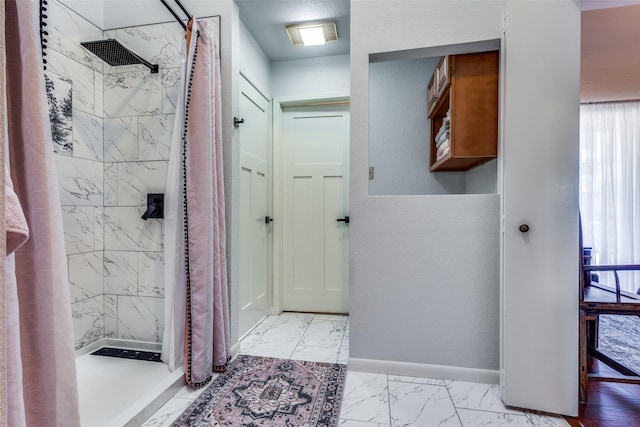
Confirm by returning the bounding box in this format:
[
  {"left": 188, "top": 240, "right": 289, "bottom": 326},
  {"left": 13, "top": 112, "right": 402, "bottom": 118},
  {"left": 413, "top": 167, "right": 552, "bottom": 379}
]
[
  {"left": 47, "top": 0, "right": 106, "bottom": 349},
  {"left": 100, "top": 20, "right": 184, "bottom": 347},
  {"left": 47, "top": 0, "right": 192, "bottom": 349}
]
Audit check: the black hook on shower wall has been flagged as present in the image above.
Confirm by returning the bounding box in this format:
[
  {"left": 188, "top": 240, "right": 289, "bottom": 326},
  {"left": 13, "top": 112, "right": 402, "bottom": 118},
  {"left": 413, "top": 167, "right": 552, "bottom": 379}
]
[{"left": 234, "top": 117, "right": 245, "bottom": 128}]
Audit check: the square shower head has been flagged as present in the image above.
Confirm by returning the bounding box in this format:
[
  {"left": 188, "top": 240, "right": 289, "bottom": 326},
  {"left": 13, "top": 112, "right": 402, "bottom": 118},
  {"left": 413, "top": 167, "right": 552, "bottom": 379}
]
[{"left": 81, "top": 39, "right": 159, "bottom": 73}]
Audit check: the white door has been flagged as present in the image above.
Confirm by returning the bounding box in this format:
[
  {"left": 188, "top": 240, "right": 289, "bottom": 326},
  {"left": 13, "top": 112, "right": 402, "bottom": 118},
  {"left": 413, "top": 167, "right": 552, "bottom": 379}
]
[
  {"left": 281, "top": 104, "right": 350, "bottom": 313},
  {"left": 501, "top": 1, "right": 579, "bottom": 416},
  {"left": 239, "top": 76, "right": 271, "bottom": 337}
]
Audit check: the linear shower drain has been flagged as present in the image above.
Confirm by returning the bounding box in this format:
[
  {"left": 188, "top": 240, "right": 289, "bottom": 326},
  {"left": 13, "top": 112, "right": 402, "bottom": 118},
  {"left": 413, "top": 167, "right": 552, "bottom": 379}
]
[{"left": 90, "top": 347, "right": 162, "bottom": 362}]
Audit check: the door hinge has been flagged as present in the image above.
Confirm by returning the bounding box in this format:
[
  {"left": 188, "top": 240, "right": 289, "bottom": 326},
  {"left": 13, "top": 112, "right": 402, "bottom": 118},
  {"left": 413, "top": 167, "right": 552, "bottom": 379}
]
[{"left": 369, "top": 166, "right": 374, "bottom": 180}]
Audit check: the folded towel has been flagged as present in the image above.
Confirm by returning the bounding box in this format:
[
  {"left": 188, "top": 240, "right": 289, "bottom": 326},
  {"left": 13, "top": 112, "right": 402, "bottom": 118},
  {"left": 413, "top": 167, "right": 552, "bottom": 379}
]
[
  {"left": 435, "top": 123, "right": 450, "bottom": 142},
  {"left": 436, "top": 139, "right": 450, "bottom": 160},
  {"left": 436, "top": 130, "right": 450, "bottom": 147},
  {"left": 437, "top": 146, "right": 450, "bottom": 161},
  {"left": 5, "top": 169, "right": 29, "bottom": 254}
]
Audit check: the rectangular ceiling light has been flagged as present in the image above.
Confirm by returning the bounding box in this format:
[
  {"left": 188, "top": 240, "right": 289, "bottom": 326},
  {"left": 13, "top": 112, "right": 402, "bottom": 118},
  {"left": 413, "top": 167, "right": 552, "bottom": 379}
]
[
  {"left": 286, "top": 22, "right": 338, "bottom": 47},
  {"left": 298, "top": 26, "right": 326, "bottom": 46}
]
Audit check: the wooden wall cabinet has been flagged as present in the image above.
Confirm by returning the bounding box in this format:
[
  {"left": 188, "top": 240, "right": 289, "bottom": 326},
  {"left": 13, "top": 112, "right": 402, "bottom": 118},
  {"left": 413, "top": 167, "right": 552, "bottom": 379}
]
[{"left": 428, "top": 51, "right": 499, "bottom": 172}]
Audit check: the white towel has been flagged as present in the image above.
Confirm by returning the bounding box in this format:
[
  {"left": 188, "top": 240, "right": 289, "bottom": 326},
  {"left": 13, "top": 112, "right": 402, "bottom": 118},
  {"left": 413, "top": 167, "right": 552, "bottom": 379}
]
[
  {"left": 436, "top": 130, "right": 450, "bottom": 147},
  {"left": 436, "top": 139, "right": 450, "bottom": 160}
]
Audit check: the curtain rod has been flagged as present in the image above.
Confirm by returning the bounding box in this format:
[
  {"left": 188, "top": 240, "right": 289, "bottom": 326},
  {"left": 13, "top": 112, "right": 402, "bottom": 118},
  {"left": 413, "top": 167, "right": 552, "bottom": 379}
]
[
  {"left": 173, "top": 0, "right": 192, "bottom": 20},
  {"left": 159, "top": 0, "right": 188, "bottom": 30},
  {"left": 581, "top": 98, "right": 640, "bottom": 105}
]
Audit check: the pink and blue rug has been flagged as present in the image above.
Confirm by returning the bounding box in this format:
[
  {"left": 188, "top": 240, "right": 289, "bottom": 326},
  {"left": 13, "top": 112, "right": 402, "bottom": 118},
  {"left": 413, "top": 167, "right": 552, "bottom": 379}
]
[{"left": 173, "top": 355, "right": 347, "bottom": 426}]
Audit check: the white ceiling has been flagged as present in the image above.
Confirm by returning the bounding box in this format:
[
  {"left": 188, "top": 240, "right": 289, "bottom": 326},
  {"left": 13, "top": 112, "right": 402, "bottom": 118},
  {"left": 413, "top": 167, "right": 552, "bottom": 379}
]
[{"left": 235, "top": 0, "right": 350, "bottom": 62}]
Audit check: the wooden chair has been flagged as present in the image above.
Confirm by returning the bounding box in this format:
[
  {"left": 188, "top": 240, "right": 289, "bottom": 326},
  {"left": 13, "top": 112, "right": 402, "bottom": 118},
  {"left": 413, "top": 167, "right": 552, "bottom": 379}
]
[{"left": 579, "top": 239, "right": 640, "bottom": 403}]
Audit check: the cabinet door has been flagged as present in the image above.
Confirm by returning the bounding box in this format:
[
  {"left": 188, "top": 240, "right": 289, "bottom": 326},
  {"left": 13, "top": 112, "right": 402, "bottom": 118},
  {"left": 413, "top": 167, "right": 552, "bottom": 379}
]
[
  {"left": 436, "top": 55, "right": 450, "bottom": 97},
  {"left": 427, "top": 74, "right": 437, "bottom": 116}
]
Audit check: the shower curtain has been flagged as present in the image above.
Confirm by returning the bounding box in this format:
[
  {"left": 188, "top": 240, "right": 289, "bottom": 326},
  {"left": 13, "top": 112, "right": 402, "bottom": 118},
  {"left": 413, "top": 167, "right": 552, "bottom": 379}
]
[
  {"left": 162, "top": 17, "right": 230, "bottom": 387},
  {"left": 3, "top": 0, "right": 80, "bottom": 425},
  {"left": 0, "top": 1, "right": 8, "bottom": 426},
  {"left": 0, "top": 0, "right": 6, "bottom": 421}
]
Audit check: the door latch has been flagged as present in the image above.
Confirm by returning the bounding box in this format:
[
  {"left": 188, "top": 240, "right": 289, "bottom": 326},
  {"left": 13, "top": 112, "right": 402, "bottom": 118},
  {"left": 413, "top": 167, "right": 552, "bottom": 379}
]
[{"left": 337, "top": 216, "right": 350, "bottom": 224}]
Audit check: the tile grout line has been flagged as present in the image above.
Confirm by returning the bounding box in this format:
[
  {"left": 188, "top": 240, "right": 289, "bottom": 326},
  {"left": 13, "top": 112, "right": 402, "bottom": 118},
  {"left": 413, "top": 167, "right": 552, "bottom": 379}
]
[
  {"left": 337, "top": 318, "right": 348, "bottom": 364},
  {"left": 385, "top": 374, "right": 393, "bottom": 427},
  {"left": 289, "top": 313, "right": 316, "bottom": 359},
  {"left": 444, "top": 381, "right": 536, "bottom": 426},
  {"left": 444, "top": 379, "right": 465, "bottom": 427}
]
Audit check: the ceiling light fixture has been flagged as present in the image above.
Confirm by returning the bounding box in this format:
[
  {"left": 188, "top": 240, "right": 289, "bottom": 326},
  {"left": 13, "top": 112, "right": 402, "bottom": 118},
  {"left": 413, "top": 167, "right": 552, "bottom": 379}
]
[{"left": 285, "top": 21, "right": 338, "bottom": 47}]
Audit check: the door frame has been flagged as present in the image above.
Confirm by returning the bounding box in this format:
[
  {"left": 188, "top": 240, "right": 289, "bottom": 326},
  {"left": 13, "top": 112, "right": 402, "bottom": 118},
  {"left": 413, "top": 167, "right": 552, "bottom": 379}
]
[{"left": 272, "top": 92, "right": 350, "bottom": 314}]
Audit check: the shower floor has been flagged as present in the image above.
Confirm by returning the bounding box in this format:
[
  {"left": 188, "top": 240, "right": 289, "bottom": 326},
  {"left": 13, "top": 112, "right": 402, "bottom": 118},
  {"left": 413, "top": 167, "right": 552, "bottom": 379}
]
[{"left": 75, "top": 340, "right": 184, "bottom": 427}]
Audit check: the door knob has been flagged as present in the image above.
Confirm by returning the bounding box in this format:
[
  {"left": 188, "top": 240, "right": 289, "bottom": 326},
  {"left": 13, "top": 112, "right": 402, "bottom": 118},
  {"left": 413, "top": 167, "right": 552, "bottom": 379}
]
[
  {"left": 519, "top": 224, "right": 530, "bottom": 233},
  {"left": 337, "top": 216, "right": 350, "bottom": 224}
]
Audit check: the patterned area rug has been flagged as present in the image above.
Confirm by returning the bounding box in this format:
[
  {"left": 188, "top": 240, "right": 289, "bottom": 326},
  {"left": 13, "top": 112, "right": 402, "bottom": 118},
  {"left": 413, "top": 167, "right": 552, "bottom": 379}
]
[
  {"left": 599, "top": 314, "right": 640, "bottom": 374},
  {"left": 173, "top": 355, "right": 347, "bottom": 426}
]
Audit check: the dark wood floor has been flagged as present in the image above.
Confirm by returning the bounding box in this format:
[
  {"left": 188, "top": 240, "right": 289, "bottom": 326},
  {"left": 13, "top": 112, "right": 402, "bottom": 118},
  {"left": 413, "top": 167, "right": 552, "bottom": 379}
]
[{"left": 564, "top": 361, "right": 640, "bottom": 427}]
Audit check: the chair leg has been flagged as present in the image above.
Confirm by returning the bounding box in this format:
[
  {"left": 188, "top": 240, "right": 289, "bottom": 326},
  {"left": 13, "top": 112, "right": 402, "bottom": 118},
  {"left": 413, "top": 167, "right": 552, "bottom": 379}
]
[{"left": 579, "top": 310, "right": 588, "bottom": 404}]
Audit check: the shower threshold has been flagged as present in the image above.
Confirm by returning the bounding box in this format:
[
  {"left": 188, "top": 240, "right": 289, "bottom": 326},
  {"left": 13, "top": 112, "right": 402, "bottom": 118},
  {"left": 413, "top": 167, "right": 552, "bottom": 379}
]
[{"left": 75, "top": 339, "right": 185, "bottom": 427}]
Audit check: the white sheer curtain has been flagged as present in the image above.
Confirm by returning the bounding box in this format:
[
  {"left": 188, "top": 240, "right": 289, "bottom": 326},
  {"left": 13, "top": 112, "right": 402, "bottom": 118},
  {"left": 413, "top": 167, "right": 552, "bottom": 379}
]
[{"left": 580, "top": 101, "right": 640, "bottom": 294}]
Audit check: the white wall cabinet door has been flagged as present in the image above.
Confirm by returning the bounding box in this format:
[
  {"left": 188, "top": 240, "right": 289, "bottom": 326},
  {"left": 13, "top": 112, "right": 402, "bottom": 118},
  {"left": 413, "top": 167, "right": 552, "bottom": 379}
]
[
  {"left": 239, "top": 76, "right": 271, "bottom": 338},
  {"left": 281, "top": 105, "right": 350, "bottom": 313},
  {"left": 501, "top": 1, "right": 580, "bottom": 416}
]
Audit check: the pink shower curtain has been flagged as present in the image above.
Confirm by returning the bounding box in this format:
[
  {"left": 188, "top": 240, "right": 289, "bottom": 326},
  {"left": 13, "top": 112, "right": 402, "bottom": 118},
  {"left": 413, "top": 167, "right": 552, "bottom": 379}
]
[
  {"left": 163, "top": 17, "right": 230, "bottom": 387},
  {"left": 4, "top": 0, "right": 80, "bottom": 425},
  {"left": 184, "top": 17, "right": 230, "bottom": 386},
  {"left": 0, "top": 0, "right": 7, "bottom": 421}
]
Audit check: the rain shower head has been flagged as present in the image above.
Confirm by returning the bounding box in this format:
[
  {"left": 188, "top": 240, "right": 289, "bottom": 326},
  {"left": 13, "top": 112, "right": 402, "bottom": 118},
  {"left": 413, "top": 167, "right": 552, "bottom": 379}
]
[{"left": 81, "top": 39, "right": 158, "bottom": 73}]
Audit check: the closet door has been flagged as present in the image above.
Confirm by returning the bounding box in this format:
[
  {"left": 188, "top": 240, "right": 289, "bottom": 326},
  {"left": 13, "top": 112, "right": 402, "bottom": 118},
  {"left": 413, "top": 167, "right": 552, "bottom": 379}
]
[
  {"left": 281, "top": 104, "right": 350, "bottom": 314},
  {"left": 239, "top": 76, "right": 271, "bottom": 338},
  {"left": 501, "top": 0, "right": 580, "bottom": 416}
]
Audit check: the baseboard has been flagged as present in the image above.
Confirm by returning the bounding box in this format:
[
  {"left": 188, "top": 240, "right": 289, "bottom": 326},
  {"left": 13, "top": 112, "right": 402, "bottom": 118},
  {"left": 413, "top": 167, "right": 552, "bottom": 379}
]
[{"left": 348, "top": 357, "right": 500, "bottom": 385}]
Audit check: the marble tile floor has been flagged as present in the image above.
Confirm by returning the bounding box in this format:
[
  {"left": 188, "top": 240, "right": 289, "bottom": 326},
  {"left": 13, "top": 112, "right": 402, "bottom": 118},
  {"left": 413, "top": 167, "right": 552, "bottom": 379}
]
[{"left": 142, "top": 312, "right": 569, "bottom": 427}]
